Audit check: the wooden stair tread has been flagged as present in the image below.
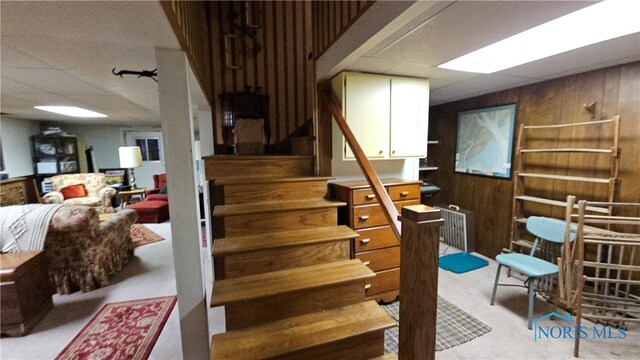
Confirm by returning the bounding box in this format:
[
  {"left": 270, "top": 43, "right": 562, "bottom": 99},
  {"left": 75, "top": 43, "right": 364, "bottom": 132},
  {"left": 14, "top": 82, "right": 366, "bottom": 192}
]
[
  {"left": 370, "top": 355, "right": 398, "bottom": 360},
  {"left": 214, "top": 176, "right": 334, "bottom": 185},
  {"left": 212, "top": 259, "right": 374, "bottom": 306},
  {"left": 213, "top": 226, "right": 359, "bottom": 256},
  {"left": 213, "top": 199, "right": 347, "bottom": 217},
  {"left": 204, "top": 155, "right": 314, "bottom": 160},
  {"left": 210, "top": 301, "right": 395, "bottom": 360}
]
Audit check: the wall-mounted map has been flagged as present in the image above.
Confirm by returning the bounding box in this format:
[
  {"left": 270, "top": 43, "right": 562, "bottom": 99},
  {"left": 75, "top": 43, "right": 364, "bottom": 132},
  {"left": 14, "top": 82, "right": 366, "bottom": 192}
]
[{"left": 455, "top": 104, "right": 516, "bottom": 179}]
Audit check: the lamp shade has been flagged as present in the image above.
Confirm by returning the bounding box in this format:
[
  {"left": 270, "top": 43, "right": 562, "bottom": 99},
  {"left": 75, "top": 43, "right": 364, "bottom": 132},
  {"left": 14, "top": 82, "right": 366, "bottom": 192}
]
[{"left": 119, "top": 146, "right": 143, "bottom": 168}]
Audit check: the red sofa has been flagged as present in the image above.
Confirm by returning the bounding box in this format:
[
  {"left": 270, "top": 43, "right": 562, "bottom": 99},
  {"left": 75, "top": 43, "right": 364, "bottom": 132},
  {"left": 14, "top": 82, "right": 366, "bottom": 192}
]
[
  {"left": 145, "top": 173, "right": 168, "bottom": 202},
  {"left": 127, "top": 173, "right": 169, "bottom": 223}
]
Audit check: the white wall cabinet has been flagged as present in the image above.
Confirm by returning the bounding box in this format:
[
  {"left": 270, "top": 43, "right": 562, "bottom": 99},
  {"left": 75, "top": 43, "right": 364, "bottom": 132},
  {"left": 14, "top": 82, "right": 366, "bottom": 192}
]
[
  {"left": 390, "top": 77, "right": 429, "bottom": 158},
  {"left": 331, "top": 72, "right": 429, "bottom": 161}
]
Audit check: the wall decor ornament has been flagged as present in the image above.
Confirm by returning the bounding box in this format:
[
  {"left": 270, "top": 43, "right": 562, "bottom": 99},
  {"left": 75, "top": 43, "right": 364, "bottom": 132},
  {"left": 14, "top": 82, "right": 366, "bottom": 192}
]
[{"left": 454, "top": 104, "right": 516, "bottom": 179}]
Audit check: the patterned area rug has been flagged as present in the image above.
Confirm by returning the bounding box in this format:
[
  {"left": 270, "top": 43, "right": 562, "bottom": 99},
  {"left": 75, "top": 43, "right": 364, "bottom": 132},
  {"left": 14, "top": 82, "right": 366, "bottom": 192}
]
[
  {"left": 382, "top": 296, "right": 491, "bottom": 353},
  {"left": 56, "top": 296, "right": 177, "bottom": 360},
  {"left": 130, "top": 224, "right": 164, "bottom": 247}
]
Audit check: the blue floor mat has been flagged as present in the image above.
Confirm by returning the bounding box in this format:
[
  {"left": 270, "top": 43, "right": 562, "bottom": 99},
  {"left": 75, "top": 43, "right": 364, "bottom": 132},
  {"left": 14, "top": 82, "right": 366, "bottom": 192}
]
[{"left": 439, "top": 252, "right": 489, "bottom": 274}]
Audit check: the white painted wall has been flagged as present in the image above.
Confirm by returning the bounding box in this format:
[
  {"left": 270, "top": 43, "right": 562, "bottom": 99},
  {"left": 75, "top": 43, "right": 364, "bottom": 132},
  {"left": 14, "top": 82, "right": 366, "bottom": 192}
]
[
  {"left": 64, "top": 124, "right": 129, "bottom": 168},
  {"left": 62, "top": 124, "right": 165, "bottom": 189},
  {"left": 330, "top": 157, "right": 419, "bottom": 183},
  {"left": 0, "top": 116, "right": 41, "bottom": 177},
  {"left": 156, "top": 47, "right": 209, "bottom": 359}
]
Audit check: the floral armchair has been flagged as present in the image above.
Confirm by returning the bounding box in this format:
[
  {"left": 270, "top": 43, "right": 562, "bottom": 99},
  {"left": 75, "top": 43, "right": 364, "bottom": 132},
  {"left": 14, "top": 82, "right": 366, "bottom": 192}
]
[
  {"left": 43, "top": 173, "right": 116, "bottom": 214},
  {"left": 44, "top": 206, "right": 138, "bottom": 294}
]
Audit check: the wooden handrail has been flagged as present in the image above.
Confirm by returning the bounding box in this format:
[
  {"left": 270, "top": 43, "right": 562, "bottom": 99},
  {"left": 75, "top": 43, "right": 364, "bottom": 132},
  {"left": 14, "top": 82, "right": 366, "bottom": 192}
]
[{"left": 320, "top": 90, "right": 401, "bottom": 240}]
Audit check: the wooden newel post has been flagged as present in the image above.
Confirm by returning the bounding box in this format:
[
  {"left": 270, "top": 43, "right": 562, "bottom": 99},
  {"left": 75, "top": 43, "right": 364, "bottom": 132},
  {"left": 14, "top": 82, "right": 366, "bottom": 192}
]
[{"left": 398, "top": 205, "right": 443, "bottom": 360}]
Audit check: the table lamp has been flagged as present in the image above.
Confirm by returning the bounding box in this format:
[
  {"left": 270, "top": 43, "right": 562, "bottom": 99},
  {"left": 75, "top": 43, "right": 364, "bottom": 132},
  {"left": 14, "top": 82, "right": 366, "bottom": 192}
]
[{"left": 119, "top": 146, "right": 143, "bottom": 189}]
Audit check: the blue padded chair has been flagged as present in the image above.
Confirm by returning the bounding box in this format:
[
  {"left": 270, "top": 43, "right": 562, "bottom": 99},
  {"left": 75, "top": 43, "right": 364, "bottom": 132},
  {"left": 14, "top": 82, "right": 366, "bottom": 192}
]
[{"left": 490, "top": 216, "right": 575, "bottom": 329}]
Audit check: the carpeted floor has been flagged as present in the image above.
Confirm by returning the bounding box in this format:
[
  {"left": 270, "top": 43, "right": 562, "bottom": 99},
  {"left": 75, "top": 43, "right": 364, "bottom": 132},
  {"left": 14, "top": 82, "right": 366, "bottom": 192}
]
[
  {"left": 381, "top": 296, "right": 491, "bottom": 353},
  {"left": 2, "top": 227, "right": 639, "bottom": 359}
]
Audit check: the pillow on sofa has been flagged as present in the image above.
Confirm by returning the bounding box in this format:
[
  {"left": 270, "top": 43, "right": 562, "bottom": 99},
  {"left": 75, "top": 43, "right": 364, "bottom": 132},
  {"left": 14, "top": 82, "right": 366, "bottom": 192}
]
[
  {"left": 159, "top": 185, "right": 168, "bottom": 194},
  {"left": 60, "top": 184, "right": 87, "bottom": 199}
]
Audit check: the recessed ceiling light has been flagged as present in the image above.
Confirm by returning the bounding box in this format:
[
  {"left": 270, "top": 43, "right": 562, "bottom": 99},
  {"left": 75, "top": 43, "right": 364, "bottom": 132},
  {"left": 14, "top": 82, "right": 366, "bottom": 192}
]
[
  {"left": 34, "top": 106, "right": 107, "bottom": 118},
  {"left": 438, "top": 0, "right": 640, "bottom": 74}
]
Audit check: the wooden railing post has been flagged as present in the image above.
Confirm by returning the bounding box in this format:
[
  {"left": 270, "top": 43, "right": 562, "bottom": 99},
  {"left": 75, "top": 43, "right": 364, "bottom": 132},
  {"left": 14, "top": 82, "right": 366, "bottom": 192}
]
[{"left": 398, "top": 205, "right": 443, "bottom": 360}]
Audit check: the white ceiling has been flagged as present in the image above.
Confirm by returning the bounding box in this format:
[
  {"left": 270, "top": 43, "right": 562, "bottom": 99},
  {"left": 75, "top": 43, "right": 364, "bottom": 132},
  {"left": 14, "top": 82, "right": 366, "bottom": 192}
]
[
  {"left": 1, "top": 1, "right": 639, "bottom": 126},
  {"left": 0, "top": 1, "right": 207, "bottom": 126},
  {"left": 322, "top": 0, "right": 640, "bottom": 105}
]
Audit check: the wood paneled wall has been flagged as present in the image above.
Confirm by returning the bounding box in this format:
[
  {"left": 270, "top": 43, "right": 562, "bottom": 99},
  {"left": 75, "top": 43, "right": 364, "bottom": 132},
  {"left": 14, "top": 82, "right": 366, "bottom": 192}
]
[
  {"left": 208, "top": 1, "right": 314, "bottom": 145},
  {"left": 161, "top": 1, "right": 213, "bottom": 103},
  {"left": 428, "top": 62, "right": 640, "bottom": 259},
  {"left": 312, "top": 1, "right": 375, "bottom": 59}
]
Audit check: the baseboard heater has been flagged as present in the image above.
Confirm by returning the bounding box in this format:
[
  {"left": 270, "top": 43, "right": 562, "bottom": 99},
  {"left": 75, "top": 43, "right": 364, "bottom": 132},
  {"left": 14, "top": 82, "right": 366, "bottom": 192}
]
[{"left": 435, "top": 204, "right": 476, "bottom": 253}]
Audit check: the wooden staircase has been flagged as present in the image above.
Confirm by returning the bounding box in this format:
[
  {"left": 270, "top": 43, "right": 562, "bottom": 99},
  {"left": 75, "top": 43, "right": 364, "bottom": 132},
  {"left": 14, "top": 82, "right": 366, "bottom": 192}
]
[{"left": 206, "top": 155, "right": 396, "bottom": 359}]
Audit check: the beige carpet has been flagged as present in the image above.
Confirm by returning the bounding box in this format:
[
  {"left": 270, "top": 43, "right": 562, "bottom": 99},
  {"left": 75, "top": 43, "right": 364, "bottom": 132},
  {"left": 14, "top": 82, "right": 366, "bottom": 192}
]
[{"left": 2, "top": 229, "right": 639, "bottom": 359}]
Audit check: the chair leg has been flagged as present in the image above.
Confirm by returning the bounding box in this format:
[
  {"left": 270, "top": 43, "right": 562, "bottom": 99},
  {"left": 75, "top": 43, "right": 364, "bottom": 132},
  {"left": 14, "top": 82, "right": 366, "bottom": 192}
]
[
  {"left": 490, "top": 264, "right": 503, "bottom": 305},
  {"left": 528, "top": 277, "right": 535, "bottom": 330}
]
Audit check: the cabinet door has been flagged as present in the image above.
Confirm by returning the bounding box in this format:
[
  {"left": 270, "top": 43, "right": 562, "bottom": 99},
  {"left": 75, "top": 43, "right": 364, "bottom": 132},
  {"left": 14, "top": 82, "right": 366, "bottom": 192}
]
[
  {"left": 344, "top": 73, "right": 390, "bottom": 159},
  {"left": 390, "top": 78, "right": 429, "bottom": 158}
]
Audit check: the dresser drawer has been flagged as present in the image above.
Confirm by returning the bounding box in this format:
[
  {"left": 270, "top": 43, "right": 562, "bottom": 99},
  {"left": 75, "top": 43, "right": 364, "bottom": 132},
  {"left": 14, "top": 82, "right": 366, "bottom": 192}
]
[
  {"left": 364, "top": 267, "right": 400, "bottom": 296},
  {"left": 352, "top": 199, "right": 420, "bottom": 229},
  {"left": 352, "top": 188, "right": 378, "bottom": 205},
  {"left": 356, "top": 246, "right": 400, "bottom": 272},
  {"left": 354, "top": 225, "right": 398, "bottom": 253},
  {"left": 352, "top": 204, "right": 388, "bottom": 229},
  {"left": 388, "top": 184, "right": 420, "bottom": 201}
]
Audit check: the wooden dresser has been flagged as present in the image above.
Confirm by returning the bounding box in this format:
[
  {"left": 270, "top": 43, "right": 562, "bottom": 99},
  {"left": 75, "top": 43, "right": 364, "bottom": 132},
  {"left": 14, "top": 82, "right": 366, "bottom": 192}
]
[
  {"left": 0, "top": 178, "right": 28, "bottom": 206},
  {"left": 331, "top": 178, "right": 421, "bottom": 302}
]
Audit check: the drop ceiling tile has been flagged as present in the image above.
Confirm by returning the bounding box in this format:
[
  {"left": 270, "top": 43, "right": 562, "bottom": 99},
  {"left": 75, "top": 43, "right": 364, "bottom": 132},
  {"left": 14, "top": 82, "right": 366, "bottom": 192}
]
[
  {"left": 425, "top": 68, "right": 481, "bottom": 90},
  {"left": 373, "top": 1, "right": 593, "bottom": 66},
  {"left": 430, "top": 74, "right": 532, "bottom": 105},
  {"left": 2, "top": 68, "right": 108, "bottom": 96},
  {"left": 1, "top": 77, "right": 48, "bottom": 94},
  {"left": 10, "top": 92, "right": 88, "bottom": 108},
  {"left": 363, "top": 1, "right": 454, "bottom": 58},
  {"left": 0, "top": 43, "right": 54, "bottom": 69},
  {"left": 344, "top": 57, "right": 400, "bottom": 74},
  {"left": 384, "top": 63, "right": 434, "bottom": 78}
]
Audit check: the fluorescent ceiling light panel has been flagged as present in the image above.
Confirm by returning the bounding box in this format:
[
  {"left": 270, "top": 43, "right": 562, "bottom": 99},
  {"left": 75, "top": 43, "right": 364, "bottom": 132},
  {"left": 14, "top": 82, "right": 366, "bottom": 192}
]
[
  {"left": 438, "top": 0, "right": 640, "bottom": 74},
  {"left": 34, "top": 106, "right": 107, "bottom": 118}
]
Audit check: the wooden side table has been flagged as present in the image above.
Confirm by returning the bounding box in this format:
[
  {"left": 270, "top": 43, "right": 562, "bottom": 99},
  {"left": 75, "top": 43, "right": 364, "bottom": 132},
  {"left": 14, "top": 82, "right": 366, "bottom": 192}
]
[{"left": 118, "top": 188, "right": 146, "bottom": 208}]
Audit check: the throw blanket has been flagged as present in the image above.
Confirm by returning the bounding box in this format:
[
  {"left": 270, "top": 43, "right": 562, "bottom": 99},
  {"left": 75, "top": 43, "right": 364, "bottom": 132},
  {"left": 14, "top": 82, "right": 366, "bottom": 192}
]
[{"left": 0, "top": 204, "right": 62, "bottom": 253}]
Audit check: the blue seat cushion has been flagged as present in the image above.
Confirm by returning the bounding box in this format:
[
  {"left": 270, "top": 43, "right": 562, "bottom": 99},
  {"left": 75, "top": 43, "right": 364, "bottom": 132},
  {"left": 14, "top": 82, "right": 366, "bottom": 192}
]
[{"left": 496, "top": 253, "right": 558, "bottom": 277}]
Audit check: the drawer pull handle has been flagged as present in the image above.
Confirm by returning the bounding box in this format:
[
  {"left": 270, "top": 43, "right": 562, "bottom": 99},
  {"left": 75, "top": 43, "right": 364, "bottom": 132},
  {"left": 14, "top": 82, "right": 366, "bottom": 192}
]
[
  {"left": 364, "top": 284, "right": 372, "bottom": 290},
  {"left": 400, "top": 191, "right": 410, "bottom": 196},
  {"left": 359, "top": 215, "right": 369, "bottom": 221},
  {"left": 363, "top": 260, "right": 371, "bottom": 266},
  {"left": 366, "top": 194, "right": 376, "bottom": 199},
  {"left": 360, "top": 238, "right": 371, "bottom": 244}
]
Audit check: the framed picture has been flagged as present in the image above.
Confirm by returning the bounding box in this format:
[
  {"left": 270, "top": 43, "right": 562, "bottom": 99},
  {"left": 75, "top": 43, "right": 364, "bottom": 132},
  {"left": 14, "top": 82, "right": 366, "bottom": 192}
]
[{"left": 455, "top": 104, "right": 517, "bottom": 179}]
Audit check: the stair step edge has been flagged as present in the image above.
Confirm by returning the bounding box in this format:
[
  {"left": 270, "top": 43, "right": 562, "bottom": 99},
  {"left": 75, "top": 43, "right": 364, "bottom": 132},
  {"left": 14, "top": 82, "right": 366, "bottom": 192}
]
[
  {"left": 211, "top": 259, "right": 374, "bottom": 306},
  {"left": 370, "top": 354, "right": 398, "bottom": 360},
  {"left": 213, "top": 226, "right": 359, "bottom": 256},
  {"left": 213, "top": 199, "right": 347, "bottom": 217},
  {"left": 214, "top": 176, "right": 335, "bottom": 185},
  {"left": 210, "top": 301, "right": 395, "bottom": 360}
]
